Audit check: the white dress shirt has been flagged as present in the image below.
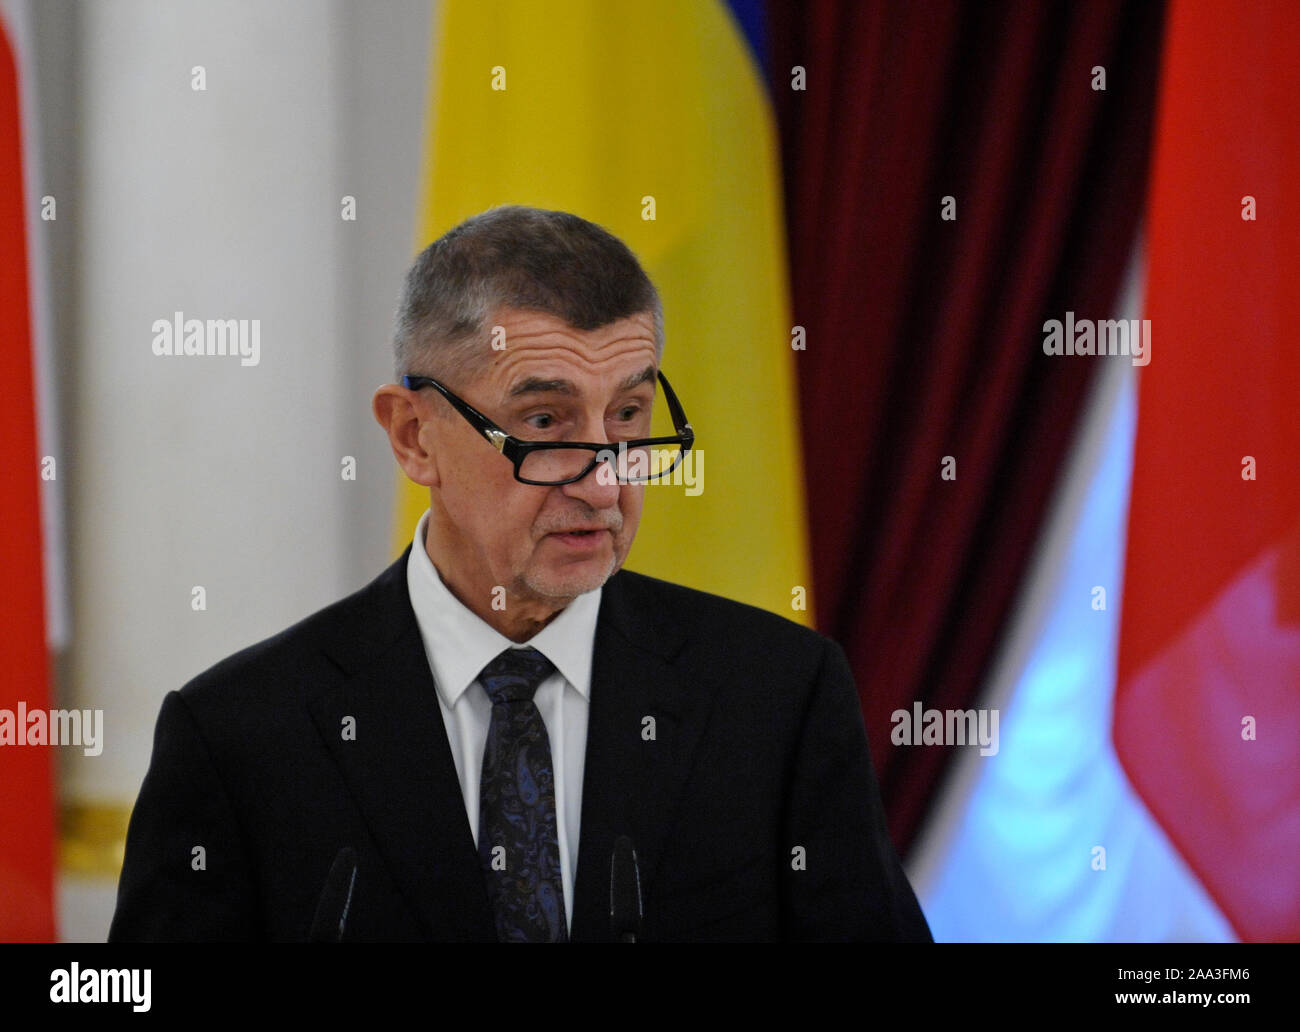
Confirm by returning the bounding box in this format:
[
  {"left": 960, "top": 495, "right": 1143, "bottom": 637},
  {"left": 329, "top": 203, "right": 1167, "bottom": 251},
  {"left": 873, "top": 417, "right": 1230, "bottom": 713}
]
[{"left": 405, "top": 509, "right": 601, "bottom": 932}]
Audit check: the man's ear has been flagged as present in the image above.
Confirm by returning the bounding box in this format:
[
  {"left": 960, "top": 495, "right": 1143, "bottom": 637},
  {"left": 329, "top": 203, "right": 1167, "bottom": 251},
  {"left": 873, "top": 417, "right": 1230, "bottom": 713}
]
[{"left": 372, "top": 384, "right": 441, "bottom": 488}]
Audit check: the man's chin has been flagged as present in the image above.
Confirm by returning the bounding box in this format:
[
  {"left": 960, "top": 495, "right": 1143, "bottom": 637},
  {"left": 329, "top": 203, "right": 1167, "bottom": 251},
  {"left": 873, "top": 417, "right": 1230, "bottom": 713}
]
[{"left": 524, "top": 553, "right": 619, "bottom": 600}]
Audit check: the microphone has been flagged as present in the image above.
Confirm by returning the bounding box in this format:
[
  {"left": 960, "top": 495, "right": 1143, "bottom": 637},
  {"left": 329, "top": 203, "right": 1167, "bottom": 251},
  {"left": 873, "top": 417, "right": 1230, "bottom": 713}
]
[
  {"left": 609, "top": 835, "right": 642, "bottom": 943},
  {"left": 309, "top": 847, "right": 358, "bottom": 943}
]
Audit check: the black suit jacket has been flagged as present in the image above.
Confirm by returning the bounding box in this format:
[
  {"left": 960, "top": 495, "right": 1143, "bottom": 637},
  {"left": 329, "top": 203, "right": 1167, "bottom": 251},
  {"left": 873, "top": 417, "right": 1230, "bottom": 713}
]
[{"left": 109, "top": 547, "right": 932, "bottom": 942}]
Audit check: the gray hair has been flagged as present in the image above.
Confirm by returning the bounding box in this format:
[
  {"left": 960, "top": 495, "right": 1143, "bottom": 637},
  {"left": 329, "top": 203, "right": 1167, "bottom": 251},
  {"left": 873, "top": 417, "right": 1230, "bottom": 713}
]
[{"left": 392, "top": 205, "right": 665, "bottom": 384}]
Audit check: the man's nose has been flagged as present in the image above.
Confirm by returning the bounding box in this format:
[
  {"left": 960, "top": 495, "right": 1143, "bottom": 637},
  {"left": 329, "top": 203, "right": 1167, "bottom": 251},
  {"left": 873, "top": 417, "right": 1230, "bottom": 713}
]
[
  {"left": 558, "top": 449, "right": 623, "bottom": 509},
  {"left": 558, "top": 417, "right": 623, "bottom": 508}
]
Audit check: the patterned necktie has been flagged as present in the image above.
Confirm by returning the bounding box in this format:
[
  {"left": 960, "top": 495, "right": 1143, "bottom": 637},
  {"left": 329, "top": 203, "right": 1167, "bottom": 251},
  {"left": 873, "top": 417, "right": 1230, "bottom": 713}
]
[{"left": 477, "top": 646, "right": 568, "bottom": 942}]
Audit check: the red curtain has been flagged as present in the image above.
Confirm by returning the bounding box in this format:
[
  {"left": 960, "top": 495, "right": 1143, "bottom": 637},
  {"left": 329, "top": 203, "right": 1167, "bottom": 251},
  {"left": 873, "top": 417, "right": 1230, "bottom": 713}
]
[{"left": 767, "top": 0, "right": 1166, "bottom": 852}]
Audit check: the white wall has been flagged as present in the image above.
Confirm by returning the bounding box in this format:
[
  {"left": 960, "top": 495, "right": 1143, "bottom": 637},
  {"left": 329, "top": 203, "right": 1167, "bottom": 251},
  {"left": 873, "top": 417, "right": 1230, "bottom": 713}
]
[{"left": 37, "top": 0, "right": 433, "bottom": 938}]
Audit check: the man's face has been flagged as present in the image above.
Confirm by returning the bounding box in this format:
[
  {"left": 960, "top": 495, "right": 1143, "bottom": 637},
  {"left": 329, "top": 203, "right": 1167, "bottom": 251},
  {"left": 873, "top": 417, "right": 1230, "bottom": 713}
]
[{"left": 424, "top": 306, "right": 659, "bottom": 610}]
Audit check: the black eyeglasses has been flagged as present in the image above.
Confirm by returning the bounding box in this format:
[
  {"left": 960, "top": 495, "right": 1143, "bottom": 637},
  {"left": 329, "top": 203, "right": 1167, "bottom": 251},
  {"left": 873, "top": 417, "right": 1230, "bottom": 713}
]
[{"left": 400, "top": 370, "right": 695, "bottom": 486}]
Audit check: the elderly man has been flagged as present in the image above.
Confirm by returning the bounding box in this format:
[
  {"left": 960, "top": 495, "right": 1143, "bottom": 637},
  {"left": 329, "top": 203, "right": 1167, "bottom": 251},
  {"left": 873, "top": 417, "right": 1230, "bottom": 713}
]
[{"left": 110, "top": 205, "right": 931, "bottom": 942}]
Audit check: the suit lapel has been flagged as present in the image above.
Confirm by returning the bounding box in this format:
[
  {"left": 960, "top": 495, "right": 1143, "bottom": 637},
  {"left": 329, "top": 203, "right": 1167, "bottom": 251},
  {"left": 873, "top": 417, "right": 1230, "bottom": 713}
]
[
  {"left": 569, "top": 571, "right": 716, "bottom": 941},
  {"left": 305, "top": 548, "right": 495, "bottom": 941}
]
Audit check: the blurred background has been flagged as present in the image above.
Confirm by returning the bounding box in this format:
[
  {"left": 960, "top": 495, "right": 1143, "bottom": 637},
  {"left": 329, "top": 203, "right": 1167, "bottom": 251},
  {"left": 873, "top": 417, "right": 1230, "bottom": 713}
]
[{"left": 2, "top": 0, "right": 1296, "bottom": 942}]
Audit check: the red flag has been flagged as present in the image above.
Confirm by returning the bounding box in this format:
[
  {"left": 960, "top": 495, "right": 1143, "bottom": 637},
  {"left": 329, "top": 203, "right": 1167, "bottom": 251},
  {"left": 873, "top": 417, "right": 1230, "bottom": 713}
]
[
  {"left": 1115, "top": 0, "right": 1300, "bottom": 942},
  {"left": 0, "top": 10, "right": 56, "bottom": 942}
]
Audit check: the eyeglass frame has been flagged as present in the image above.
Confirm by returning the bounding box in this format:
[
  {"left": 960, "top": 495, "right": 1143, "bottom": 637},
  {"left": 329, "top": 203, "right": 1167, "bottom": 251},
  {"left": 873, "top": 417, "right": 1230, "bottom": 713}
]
[{"left": 399, "top": 369, "right": 696, "bottom": 486}]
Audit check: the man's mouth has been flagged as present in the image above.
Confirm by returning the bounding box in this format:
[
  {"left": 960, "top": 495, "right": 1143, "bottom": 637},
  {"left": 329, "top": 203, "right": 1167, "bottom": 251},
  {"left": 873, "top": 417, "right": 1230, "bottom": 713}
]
[{"left": 547, "top": 528, "right": 610, "bottom": 547}]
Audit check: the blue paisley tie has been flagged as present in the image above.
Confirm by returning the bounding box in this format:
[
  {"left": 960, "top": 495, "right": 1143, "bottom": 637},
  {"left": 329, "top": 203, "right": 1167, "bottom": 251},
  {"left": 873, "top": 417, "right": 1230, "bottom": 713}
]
[{"left": 477, "top": 646, "right": 568, "bottom": 943}]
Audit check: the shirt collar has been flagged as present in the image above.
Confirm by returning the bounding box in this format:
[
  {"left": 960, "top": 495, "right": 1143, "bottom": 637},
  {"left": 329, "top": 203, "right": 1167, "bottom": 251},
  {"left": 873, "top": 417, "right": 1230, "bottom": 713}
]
[{"left": 405, "top": 509, "right": 602, "bottom": 708}]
